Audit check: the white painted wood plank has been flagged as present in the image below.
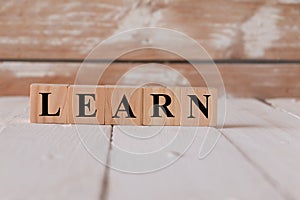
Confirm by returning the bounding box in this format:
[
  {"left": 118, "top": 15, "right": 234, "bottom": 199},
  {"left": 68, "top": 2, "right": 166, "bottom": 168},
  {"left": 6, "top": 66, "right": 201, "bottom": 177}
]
[
  {"left": 220, "top": 99, "right": 300, "bottom": 200},
  {"left": 2, "top": 97, "right": 300, "bottom": 199},
  {"left": 266, "top": 98, "right": 300, "bottom": 119},
  {"left": 0, "top": 97, "right": 29, "bottom": 123},
  {"left": 107, "top": 125, "right": 284, "bottom": 200},
  {"left": 0, "top": 97, "right": 111, "bottom": 200},
  {"left": 0, "top": 96, "right": 29, "bottom": 134}
]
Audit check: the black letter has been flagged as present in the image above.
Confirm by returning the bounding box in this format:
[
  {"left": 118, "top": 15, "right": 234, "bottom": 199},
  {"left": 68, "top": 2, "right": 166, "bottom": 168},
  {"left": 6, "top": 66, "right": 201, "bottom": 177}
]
[
  {"left": 151, "top": 94, "right": 174, "bottom": 118},
  {"left": 39, "top": 92, "right": 60, "bottom": 116},
  {"left": 188, "top": 95, "right": 210, "bottom": 118},
  {"left": 76, "top": 94, "right": 97, "bottom": 117},
  {"left": 112, "top": 95, "right": 136, "bottom": 118}
]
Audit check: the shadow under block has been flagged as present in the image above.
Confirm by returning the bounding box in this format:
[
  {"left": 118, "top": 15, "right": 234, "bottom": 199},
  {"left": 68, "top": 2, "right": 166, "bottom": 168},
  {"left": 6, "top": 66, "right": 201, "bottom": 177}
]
[
  {"left": 105, "top": 87, "right": 143, "bottom": 125},
  {"left": 143, "top": 87, "right": 181, "bottom": 126},
  {"left": 30, "top": 84, "right": 68, "bottom": 124},
  {"left": 180, "top": 87, "right": 217, "bottom": 126},
  {"left": 68, "top": 85, "right": 105, "bottom": 124}
]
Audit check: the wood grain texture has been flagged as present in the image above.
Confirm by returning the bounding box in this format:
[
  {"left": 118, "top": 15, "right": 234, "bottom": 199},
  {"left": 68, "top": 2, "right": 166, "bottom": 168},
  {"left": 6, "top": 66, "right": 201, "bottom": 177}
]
[
  {"left": 1, "top": 62, "right": 300, "bottom": 98},
  {"left": 105, "top": 86, "right": 143, "bottom": 125},
  {"left": 30, "top": 84, "right": 69, "bottom": 123},
  {"left": 220, "top": 99, "right": 300, "bottom": 199},
  {"left": 143, "top": 87, "right": 181, "bottom": 126},
  {"left": 68, "top": 85, "right": 105, "bottom": 124},
  {"left": 0, "top": 0, "right": 299, "bottom": 60},
  {"left": 0, "top": 97, "right": 112, "bottom": 200},
  {"left": 180, "top": 87, "right": 217, "bottom": 126},
  {"left": 106, "top": 125, "right": 284, "bottom": 200}
]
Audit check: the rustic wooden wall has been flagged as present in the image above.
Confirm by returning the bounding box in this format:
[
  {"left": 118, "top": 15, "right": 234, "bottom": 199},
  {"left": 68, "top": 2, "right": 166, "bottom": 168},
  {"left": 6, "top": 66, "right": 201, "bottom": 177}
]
[{"left": 0, "top": 0, "right": 299, "bottom": 97}]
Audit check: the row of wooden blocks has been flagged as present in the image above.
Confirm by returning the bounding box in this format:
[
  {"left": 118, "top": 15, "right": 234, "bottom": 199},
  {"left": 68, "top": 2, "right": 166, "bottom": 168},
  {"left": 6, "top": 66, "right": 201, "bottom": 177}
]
[{"left": 30, "top": 84, "right": 217, "bottom": 126}]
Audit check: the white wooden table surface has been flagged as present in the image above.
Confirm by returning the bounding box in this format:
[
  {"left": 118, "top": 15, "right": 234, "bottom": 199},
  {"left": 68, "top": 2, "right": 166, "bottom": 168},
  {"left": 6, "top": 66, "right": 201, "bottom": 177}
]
[{"left": 0, "top": 97, "right": 299, "bottom": 200}]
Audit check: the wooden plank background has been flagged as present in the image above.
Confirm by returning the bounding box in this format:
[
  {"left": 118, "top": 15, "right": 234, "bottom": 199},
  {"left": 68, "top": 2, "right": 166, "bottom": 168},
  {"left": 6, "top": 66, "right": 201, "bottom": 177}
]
[
  {"left": 1, "top": 0, "right": 300, "bottom": 60},
  {"left": 1, "top": 62, "right": 299, "bottom": 98},
  {"left": 0, "top": 0, "right": 299, "bottom": 97},
  {"left": 1, "top": 1, "right": 300, "bottom": 199}
]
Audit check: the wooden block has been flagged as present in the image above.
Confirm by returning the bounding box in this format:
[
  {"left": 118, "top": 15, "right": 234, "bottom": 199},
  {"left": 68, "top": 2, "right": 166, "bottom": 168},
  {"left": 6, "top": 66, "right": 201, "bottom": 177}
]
[
  {"left": 143, "top": 87, "right": 181, "bottom": 126},
  {"left": 30, "top": 84, "right": 217, "bottom": 126},
  {"left": 30, "top": 84, "right": 68, "bottom": 124},
  {"left": 68, "top": 85, "right": 105, "bottom": 124},
  {"left": 180, "top": 87, "right": 217, "bottom": 126},
  {"left": 105, "top": 86, "right": 143, "bottom": 125}
]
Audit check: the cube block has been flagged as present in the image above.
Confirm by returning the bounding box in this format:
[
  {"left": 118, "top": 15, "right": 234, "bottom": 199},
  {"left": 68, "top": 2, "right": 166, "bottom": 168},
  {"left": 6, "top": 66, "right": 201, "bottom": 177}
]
[
  {"left": 30, "top": 84, "right": 68, "bottom": 124},
  {"left": 180, "top": 87, "right": 217, "bottom": 126},
  {"left": 68, "top": 85, "right": 105, "bottom": 124},
  {"left": 105, "top": 86, "right": 143, "bottom": 125},
  {"left": 143, "top": 87, "right": 181, "bottom": 126}
]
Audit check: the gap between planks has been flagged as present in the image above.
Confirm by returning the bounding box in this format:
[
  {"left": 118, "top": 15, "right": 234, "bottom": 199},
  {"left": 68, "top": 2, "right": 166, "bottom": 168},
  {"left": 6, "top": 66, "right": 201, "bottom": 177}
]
[
  {"left": 105, "top": 98, "right": 300, "bottom": 200},
  {"left": 265, "top": 98, "right": 300, "bottom": 120},
  {"left": 0, "top": 97, "right": 112, "bottom": 200},
  {"left": 218, "top": 98, "right": 300, "bottom": 200},
  {"left": 216, "top": 98, "right": 296, "bottom": 200},
  {"left": 1, "top": 97, "right": 299, "bottom": 200},
  {"left": 218, "top": 131, "right": 290, "bottom": 200},
  {"left": 99, "top": 125, "right": 113, "bottom": 200}
]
